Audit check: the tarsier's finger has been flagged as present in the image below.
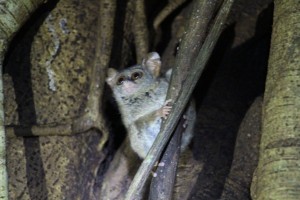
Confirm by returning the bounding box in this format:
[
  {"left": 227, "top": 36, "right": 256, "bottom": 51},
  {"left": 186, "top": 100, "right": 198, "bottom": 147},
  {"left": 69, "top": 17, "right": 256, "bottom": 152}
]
[{"left": 164, "top": 99, "right": 172, "bottom": 105}]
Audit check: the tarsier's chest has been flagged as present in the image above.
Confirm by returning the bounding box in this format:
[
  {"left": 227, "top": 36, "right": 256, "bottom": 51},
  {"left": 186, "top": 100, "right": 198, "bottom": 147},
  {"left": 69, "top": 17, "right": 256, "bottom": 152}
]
[
  {"left": 127, "top": 91, "right": 165, "bottom": 148},
  {"left": 125, "top": 85, "right": 167, "bottom": 117}
]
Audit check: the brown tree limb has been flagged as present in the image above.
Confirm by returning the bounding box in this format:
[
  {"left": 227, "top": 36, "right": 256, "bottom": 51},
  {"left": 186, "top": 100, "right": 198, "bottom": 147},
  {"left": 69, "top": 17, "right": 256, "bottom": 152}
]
[
  {"left": 125, "top": 0, "right": 234, "bottom": 199},
  {"left": 72, "top": 0, "right": 116, "bottom": 149},
  {"left": 134, "top": 0, "right": 149, "bottom": 62},
  {"left": 0, "top": 1, "right": 48, "bottom": 199}
]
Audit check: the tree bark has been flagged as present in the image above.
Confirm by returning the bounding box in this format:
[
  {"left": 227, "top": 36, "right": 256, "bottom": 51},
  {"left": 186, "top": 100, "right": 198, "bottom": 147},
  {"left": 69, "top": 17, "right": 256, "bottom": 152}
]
[
  {"left": 0, "top": 40, "right": 8, "bottom": 200},
  {"left": 0, "top": 1, "right": 46, "bottom": 199},
  {"left": 0, "top": 0, "right": 45, "bottom": 42},
  {"left": 3, "top": 0, "right": 114, "bottom": 199},
  {"left": 251, "top": 0, "right": 300, "bottom": 199}
]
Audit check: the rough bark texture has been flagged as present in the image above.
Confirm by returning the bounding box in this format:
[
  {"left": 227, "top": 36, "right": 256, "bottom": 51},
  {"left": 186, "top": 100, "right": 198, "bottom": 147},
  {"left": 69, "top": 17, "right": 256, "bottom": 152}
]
[
  {"left": 251, "top": 0, "right": 300, "bottom": 199},
  {"left": 0, "top": 0, "right": 45, "bottom": 42},
  {"left": 3, "top": 0, "right": 111, "bottom": 199},
  {"left": 0, "top": 1, "right": 46, "bottom": 199},
  {"left": 0, "top": 41, "right": 8, "bottom": 200}
]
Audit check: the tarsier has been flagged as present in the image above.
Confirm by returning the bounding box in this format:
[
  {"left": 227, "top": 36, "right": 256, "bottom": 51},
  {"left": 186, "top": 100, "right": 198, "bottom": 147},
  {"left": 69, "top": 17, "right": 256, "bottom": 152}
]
[{"left": 106, "top": 52, "right": 196, "bottom": 158}]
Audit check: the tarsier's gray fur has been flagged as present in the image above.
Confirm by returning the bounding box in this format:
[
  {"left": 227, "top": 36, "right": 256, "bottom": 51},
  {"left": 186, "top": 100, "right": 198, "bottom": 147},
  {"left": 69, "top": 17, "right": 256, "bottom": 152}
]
[{"left": 106, "top": 52, "right": 196, "bottom": 158}]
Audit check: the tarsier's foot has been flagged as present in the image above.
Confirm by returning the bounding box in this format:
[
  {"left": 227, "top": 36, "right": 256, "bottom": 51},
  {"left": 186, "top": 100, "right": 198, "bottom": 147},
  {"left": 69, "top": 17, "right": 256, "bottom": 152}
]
[{"left": 157, "top": 99, "right": 172, "bottom": 119}]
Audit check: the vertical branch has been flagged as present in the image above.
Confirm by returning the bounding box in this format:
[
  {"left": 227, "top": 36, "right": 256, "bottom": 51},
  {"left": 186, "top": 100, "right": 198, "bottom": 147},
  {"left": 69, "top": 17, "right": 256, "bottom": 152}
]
[
  {"left": 125, "top": 0, "right": 234, "bottom": 199},
  {"left": 73, "top": 0, "right": 116, "bottom": 149},
  {"left": 149, "top": 117, "right": 184, "bottom": 200},
  {"left": 134, "top": 0, "right": 149, "bottom": 62},
  {"left": 0, "top": 40, "right": 8, "bottom": 200},
  {"left": 0, "top": 1, "right": 49, "bottom": 199},
  {"left": 0, "top": 0, "right": 45, "bottom": 42},
  {"left": 90, "top": 0, "right": 116, "bottom": 117}
]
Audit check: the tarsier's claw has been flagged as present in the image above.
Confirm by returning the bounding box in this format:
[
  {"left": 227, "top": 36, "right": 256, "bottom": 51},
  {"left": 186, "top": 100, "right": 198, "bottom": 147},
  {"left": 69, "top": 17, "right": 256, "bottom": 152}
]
[
  {"left": 158, "top": 99, "right": 173, "bottom": 119},
  {"left": 164, "top": 99, "right": 172, "bottom": 106}
]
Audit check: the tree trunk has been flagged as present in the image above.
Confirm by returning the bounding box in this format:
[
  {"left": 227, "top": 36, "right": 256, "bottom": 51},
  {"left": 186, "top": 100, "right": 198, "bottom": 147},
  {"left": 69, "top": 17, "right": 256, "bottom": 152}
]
[
  {"left": 0, "top": 1, "right": 46, "bottom": 199},
  {"left": 251, "top": 0, "right": 300, "bottom": 199},
  {"left": 0, "top": 40, "right": 8, "bottom": 200}
]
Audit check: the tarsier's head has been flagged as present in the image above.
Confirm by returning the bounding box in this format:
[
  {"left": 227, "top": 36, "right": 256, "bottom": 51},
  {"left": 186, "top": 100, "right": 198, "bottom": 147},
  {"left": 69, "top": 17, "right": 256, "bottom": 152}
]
[{"left": 106, "top": 52, "right": 161, "bottom": 98}]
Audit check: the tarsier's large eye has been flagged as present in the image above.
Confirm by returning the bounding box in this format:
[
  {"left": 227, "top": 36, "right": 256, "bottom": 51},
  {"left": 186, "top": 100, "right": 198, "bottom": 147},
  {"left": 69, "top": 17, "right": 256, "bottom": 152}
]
[
  {"left": 131, "top": 71, "right": 143, "bottom": 80},
  {"left": 117, "top": 76, "right": 126, "bottom": 85}
]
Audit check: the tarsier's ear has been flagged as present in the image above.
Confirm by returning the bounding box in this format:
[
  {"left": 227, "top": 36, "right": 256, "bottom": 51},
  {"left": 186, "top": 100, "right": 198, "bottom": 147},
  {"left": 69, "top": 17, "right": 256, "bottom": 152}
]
[
  {"left": 142, "top": 52, "right": 161, "bottom": 78},
  {"left": 106, "top": 68, "right": 118, "bottom": 86}
]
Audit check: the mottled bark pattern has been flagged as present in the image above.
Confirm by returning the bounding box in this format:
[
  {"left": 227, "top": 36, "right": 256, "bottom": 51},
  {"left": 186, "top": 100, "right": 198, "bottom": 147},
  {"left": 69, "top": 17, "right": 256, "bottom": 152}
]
[
  {"left": 0, "top": 1, "right": 46, "bottom": 199},
  {"left": 0, "top": 0, "right": 44, "bottom": 41},
  {"left": 0, "top": 41, "right": 8, "bottom": 200},
  {"left": 251, "top": 0, "right": 300, "bottom": 199},
  {"left": 5, "top": 0, "right": 97, "bottom": 125},
  {"left": 4, "top": 0, "right": 108, "bottom": 199}
]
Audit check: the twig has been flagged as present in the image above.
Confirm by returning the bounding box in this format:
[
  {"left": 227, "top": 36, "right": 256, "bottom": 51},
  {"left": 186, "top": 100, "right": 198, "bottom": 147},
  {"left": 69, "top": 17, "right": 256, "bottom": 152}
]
[
  {"left": 125, "top": 0, "right": 234, "bottom": 199},
  {"left": 153, "top": 0, "right": 187, "bottom": 31}
]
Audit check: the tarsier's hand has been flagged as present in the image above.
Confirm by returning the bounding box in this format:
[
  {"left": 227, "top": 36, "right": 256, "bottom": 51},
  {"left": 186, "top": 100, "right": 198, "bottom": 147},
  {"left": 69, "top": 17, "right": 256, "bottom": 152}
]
[{"left": 157, "top": 99, "right": 172, "bottom": 119}]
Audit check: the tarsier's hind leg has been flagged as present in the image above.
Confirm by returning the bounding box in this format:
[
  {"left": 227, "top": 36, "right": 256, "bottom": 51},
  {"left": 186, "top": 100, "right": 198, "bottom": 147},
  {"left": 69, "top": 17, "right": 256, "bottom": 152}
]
[{"left": 181, "top": 99, "right": 196, "bottom": 151}]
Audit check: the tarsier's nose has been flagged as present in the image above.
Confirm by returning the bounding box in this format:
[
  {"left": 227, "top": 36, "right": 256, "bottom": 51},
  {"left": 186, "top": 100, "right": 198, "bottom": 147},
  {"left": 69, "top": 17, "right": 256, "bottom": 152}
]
[{"left": 122, "top": 81, "right": 139, "bottom": 94}]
